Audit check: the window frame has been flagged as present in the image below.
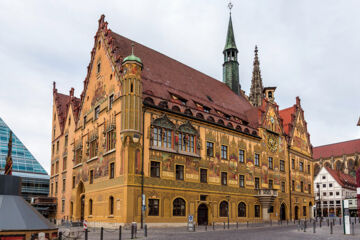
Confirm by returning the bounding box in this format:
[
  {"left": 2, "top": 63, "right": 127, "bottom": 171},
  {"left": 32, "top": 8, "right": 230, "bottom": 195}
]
[
  {"left": 255, "top": 177, "right": 260, "bottom": 189},
  {"left": 200, "top": 168, "right": 207, "bottom": 183},
  {"left": 148, "top": 199, "right": 160, "bottom": 216},
  {"left": 150, "top": 161, "right": 161, "bottom": 178},
  {"left": 206, "top": 141, "right": 214, "bottom": 157},
  {"left": 280, "top": 160, "right": 285, "bottom": 172},
  {"left": 221, "top": 172, "right": 227, "bottom": 186},
  {"left": 239, "top": 175, "right": 245, "bottom": 188},
  {"left": 109, "top": 162, "right": 115, "bottom": 179},
  {"left": 173, "top": 198, "right": 186, "bottom": 217},
  {"left": 268, "top": 157, "right": 273, "bottom": 169},
  {"left": 239, "top": 149, "right": 245, "bottom": 163},
  {"left": 221, "top": 145, "right": 228, "bottom": 160},
  {"left": 255, "top": 153, "right": 260, "bottom": 166},
  {"left": 175, "top": 165, "right": 184, "bottom": 181},
  {"left": 238, "top": 202, "right": 246, "bottom": 217}
]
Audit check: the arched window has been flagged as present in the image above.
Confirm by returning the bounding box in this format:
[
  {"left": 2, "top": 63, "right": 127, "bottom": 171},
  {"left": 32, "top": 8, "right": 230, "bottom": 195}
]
[
  {"left": 109, "top": 196, "right": 114, "bottom": 215},
  {"left": 219, "top": 201, "right": 228, "bottom": 217},
  {"left": 89, "top": 199, "right": 93, "bottom": 215},
  {"left": 238, "top": 202, "right": 246, "bottom": 217},
  {"left": 173, "top": 198, "right": 186, "bottom": 216},
  {"left": 172, "top": 105, "right": 180, "bottom": 112},
  {"left": 207, "top": 116, "right": 215, "bottom": 122},
  {"left": 152, "top": 115, "right": 175, "bottom": 149},
  {"left": 196, "top": 113, "right": 204, "bottom": 119},
  {"left": 144, "top": 97, "right": 154, "bottom": 105}
]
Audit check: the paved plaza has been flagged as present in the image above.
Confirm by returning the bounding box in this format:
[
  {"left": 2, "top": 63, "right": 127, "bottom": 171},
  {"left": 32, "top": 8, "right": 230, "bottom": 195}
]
[{"left": 60, "top": 219, "right": 360, "bottom": 240}]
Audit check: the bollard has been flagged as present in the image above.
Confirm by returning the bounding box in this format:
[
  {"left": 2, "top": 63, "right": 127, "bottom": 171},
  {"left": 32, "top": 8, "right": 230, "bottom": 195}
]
[
  {"left": 339, "top": 218, "right": 341, "bottom": 225},
  {"left": 59, "top": 232, "right": 62, "bottom": 240},
  {"left": 194, "top": 224, "right": 196, "bottom": 232},
  {"left": 85, "top": 229, "right": 88, "bottom": 240},
  {"left": 236, "top": 222, "right": 238, "bottom": 229},
  {"left": 224, "top": 222, "right": 225, "bottom": 229},
  {"left": 313, "top": 221, "right": 316, "bottom": 233},
  {"left": 144, "top": 224, "right": 147, "bottom": 238},
  {"left": 352, "top": 222, "right": 355, "bottom": 235},
  {"left": 119, "top": 225, "right": 122, "bottom": 240},
  {"left": 247, "top": 221, "right": 249, "bottom": 228},
  {"left": 320, "top": 219, "right": 322, "bottom": 228},
  {"left": 327, "top": 218, "right": 329, "bottom": 227},
  {"left": 100, "top": 227, "right": 104, "bottom": 240},
  {"left": 213, "top": 222, "right": 215, "bottom": 231},
  {"left": 355, "top": 217, "right": 357, "bottom": 224},
  {"left": 205, "top": 224, "right": 207, "bottom": 231},
  {"left": 304, "top": 220, "right": 307, "bottom": 232},
  {"left": 131, "top": 225, "right": 134, "bottom": 239},
  {"left": 330, "top": 222, "right": 333, "bottom": 234},
  {"left": 332, "top": 218, "right": 335, "bottom": 226}
]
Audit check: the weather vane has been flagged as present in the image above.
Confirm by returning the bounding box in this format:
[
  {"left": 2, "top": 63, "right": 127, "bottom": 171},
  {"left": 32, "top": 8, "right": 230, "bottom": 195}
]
[{"left": 228, "top": 1, "right": 233, "bottom": 13}]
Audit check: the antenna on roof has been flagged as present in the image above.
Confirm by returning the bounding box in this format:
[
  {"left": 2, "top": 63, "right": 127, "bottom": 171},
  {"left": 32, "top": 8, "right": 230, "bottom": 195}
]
[{"left": 228, "top": 1, "right": 233, "bottom": 15}]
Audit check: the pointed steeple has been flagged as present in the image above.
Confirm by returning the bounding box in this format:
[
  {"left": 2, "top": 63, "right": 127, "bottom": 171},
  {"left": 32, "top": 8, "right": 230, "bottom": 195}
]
[
  {"left": 224, "top": 15, "right": 237, "bottom": 51},
  {"left": 223, "top": 5, "right": 240, "bottom": 95},
  {"left": 249, "top": 45, "right": 264, "bottom": 107}
]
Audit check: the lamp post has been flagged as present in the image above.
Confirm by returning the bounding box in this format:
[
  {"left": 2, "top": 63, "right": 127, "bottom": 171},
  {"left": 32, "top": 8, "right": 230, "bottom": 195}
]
[
  {"left": 226, "top": 196, "right": 230, "bottom": 228},
  {"left": 317, "top": 183, "right": 322, "bottom": 219}
]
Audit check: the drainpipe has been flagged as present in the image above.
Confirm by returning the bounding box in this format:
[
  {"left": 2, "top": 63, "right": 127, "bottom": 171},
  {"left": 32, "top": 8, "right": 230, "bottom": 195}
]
[
  {"left": 140, "top": 107, "right": 146, "bottom": 229},
  {"left": 288, "top": 146, "right": 292, "bottom": 220}
]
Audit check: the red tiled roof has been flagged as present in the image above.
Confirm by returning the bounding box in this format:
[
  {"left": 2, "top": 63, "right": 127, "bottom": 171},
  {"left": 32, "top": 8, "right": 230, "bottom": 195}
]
[
  {"left": 325, "top": 166, "right": 357, "bottom": 190},
  {"left": 279, "top": 106, "right": 295, "bottom": 135},
  {"left": 108, "top": 31, "right": 256, "bottom": 127},
  {"left": 313, "top": 139, "right": 360, "bottom": 159}
]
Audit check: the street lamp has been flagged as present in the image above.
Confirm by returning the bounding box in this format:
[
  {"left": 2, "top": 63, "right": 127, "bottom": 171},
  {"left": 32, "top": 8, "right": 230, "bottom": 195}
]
[{"left": 226, "top": 196, "right": 230, "bottom": 229}]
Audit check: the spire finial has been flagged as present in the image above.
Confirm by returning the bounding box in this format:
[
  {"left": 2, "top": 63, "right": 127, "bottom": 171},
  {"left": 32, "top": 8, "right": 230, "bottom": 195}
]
[
  {"left": 131, "top": 43, "right": 134, "bottom": 55},
  {"left": 228, "top": 1, "right": 233, "bottom": 14}
]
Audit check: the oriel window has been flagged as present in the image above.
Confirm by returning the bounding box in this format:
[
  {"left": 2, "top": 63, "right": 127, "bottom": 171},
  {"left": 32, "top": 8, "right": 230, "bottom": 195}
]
[
  {"left": 148, "top": 199, "right": 159, "bottom": 216},
  {"left": 206, "top": 142, "right": 214, "bottom": 157}
]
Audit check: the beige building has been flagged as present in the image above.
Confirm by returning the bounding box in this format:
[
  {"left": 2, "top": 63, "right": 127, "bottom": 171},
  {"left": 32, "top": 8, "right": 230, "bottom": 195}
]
[{"left": 50, "top": 14, "right": 314, "bottom": 227}]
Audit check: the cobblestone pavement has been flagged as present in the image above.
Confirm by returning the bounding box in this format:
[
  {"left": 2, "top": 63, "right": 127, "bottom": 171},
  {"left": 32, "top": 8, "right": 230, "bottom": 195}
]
[{"left": 60, "top": 220, "right": 360, "bottom": 240}]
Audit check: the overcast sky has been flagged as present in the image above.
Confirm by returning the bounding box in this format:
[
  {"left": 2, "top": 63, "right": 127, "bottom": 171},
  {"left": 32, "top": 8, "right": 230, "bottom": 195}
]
[{"left": 0, "top": 0, "right": 359, "bottom": 173}]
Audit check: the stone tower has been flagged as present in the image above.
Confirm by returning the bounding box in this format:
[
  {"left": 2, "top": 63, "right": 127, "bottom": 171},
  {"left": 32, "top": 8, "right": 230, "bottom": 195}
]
[
  {"left": 249, "top": 46, "right": 264, "bottom": 107},
  {"left": 120, "top": 44, "right": 143, "bottom": 142},
  {"left": 223, "top": 14, "right": 240, "bottom": 95}
]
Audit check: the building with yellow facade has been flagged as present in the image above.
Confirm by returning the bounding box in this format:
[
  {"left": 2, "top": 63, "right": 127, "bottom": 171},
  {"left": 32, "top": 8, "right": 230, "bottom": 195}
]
[{"left": 50, "top": 13, "right": 314, "bottom": 227}]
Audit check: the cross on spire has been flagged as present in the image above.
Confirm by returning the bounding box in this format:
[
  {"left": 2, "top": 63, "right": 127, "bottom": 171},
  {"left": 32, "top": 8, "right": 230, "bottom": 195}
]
[{"left": 228, "top": 1, "right": 233, "bottom": 14}]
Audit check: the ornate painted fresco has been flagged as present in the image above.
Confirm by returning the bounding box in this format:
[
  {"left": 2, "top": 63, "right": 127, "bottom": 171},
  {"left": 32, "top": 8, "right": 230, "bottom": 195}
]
[{"left": 291, "top": 114, "right": 311, "bottom": 156}]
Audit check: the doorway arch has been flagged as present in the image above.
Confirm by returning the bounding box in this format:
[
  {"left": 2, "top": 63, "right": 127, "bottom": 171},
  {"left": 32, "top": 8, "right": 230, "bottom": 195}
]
[
  {"left": 76, "top": 181, "right": 85, "bottom": 221},
  {"left": 197, "top": 204, "right": 208, "bottom": 225},
  {"left": 294, "top": 206, "right": 299, "bottom": 220},
  {"left": 280, "top": 203, "right": 286, "bottom": 220}
]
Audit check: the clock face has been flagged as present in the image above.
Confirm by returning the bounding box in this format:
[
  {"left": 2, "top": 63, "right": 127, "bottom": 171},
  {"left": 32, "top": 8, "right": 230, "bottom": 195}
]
[{"left": 267, "top": 134, "right": 278, "bottom": 152}]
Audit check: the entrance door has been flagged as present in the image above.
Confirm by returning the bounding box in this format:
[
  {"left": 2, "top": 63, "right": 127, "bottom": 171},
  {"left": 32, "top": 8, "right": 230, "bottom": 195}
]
[
  {"left": 280, "top": 203, "right": 286, "bottom": 220},
  {"left": 294, "top": 206, "right": 299, "bottom": 220},
  {"left": 197, "top": 204, "right": 208, "bottom": 225},
  {"left": 80, "top": 195, "right": 85, "bottom": 221}
]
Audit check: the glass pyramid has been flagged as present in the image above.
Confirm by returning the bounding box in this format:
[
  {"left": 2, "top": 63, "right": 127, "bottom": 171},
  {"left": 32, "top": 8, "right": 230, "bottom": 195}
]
[{"left": 0, "top": 117, "right": 47, "bottom": 175}]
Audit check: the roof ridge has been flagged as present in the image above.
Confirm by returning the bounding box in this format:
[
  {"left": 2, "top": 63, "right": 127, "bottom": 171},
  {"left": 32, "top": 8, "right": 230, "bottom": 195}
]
[{"left": 314, "top": 138, "right": 360, "bottom": 148}]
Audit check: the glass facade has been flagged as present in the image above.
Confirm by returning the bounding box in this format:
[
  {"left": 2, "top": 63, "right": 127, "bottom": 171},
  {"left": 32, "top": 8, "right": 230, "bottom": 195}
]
[{"left": 0, "top": 117, "right": 49, "bottom": 200}]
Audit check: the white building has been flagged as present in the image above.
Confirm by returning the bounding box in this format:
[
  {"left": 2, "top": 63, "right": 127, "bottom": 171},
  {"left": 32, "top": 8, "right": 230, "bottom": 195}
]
[{"left": 314, "top": 167, "right": 357, "bottom": 217}]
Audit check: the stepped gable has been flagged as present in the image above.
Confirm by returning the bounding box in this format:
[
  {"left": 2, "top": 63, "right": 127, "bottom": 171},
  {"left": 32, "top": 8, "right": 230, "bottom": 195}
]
[
  {"left": 53, "top": 83, "right": 81, "bottom": 133},
  {"left": 100, "top": 19, "right": 258, "bottom": 130},
  {"left": 279, "top": 106, "right": 296, "bottom": 135},
  {"left": 325, "top": 166, "right": 357, "bottom": 190},
  {"left": 313, "top": 139, "right": 360, "bottom": 160}
]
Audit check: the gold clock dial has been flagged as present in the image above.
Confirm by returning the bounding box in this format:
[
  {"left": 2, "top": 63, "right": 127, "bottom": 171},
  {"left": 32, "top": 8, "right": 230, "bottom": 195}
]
[{"left": 267, "top": 134, "right": 278, "bottom": 152}]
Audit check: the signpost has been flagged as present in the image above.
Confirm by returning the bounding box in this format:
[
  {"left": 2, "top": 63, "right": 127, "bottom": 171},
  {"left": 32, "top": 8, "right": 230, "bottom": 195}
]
[
  {"left": 187, "top": 215, "right": 194, "bottom": 231},
  {"left": 343, "top": 200, "right": 351, "bottom": 235}
]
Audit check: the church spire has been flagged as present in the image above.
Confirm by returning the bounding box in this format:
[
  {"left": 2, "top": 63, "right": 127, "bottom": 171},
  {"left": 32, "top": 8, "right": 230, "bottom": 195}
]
[
  {"left": 249, "top": 45, "right": 264, "bottom": 107},
  {"left": 223, "top": 2, "right": 240, "bottom": 95}
]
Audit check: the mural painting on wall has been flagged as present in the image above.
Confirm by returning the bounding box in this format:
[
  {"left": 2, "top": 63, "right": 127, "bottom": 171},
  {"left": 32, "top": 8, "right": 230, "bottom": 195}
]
[
  {"left": 274, "top": 169, "right": 281, "bottom": 185},
  {"left": 209, "top": 160, "right": 220, "bottom": 177},
  {"left": 185, "top": 156, "right": 199, "bottom": 176},
  {"left": 162, "top": 152, "right": 174, "bottom": 172},
  {"left": 264, "top": 107, "right": 281, "bottom": 133},
  {"left": 91, "top": 80, "right": 106, "bottom": 107},
  {"left": 261, "top": 164, "right": 268, "bottom": 184}
]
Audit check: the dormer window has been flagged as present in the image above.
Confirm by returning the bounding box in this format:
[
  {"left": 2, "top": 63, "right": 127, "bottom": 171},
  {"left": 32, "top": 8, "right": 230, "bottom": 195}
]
[
  {"left": 225, "top": 114, "right": 231, "bottom": 120},
  {"left": 203, "top": 106, "right": 211, "bottom": 113}
]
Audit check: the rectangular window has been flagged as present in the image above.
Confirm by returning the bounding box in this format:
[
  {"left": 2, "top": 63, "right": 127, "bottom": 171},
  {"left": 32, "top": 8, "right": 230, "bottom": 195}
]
[
  {"left": 336, "top": 192, "right": 340, "bottom": 196},
  {"left": 84, "top": 116, "right": 87, "bottom": 127},
  {"left": 206, "top": 142, "right": 214, "bottom": 157},
  {"left": 268, "top": 179, "right": 273, "bottom": 189},
  {"left": 329, "top": 183, "right": 333, "bottom": 188},
  {"left": 329, "top": 192, "right": 333, "bottom": 196},
  {"left": 292, "top": 159, "right": 295, "bottom": 169},
  {"left": 52, "top": 144, "right": 55, "bottom": 156},
  {"left": 95, "top": 106, "right": 100, "bottom": 119},
  {"left": 75, "top": 148, "right": 82, "bottom": 165},
  {"left": 56, "top": 141, "right": 59, "bottom": 153},
  {"left": 239, "top": 150, "right": 245, "bottom": 163},
  {"left": 308, "top": 184, "right": 311, "bottom": 194},
  {"left": 221, "top": 172, "right": 227, "bottom": 185},
  {"left": 63, "top": 157, "right": 67, "bottom": 171},
  {"left": 255, "top": 205, "right": 260, "bottom": 218},
  {"left": 109, "top": 94, "right": 114, "bottom": 109},
  {"left": 55, "top": 161, "right": 59, "bottom": 174},
  {"left": 280, "top": 160, "right": 285, "bottom": 172},
  {"left": 300, "top": 181, "right": 304, "bottom": 192},
  {"left": 64, "top": 135, "right": 68, "bottom": 147},
  {"left": 221, "top": 145, "right": 228, "bottom": 159},
  {"left": 299, "top": 162, "right": 304, "bottom": 172},
  {"left": 148, "top": 199, "right": 159, "bottom": 216},
  {"left": 239, "top": 175, "right": 245, "bottom": 188},
  {"left": 200, "top": 195, "right": 207, "bottom": 201},
  {"left": 50, "top": 183, "right": 53, "bottom": 196},
  {"left": 281, "top": 182, "right": 285, "bottom": 192},
  {"left": 268, "top": 157, "right": 273, "bottom": 169},
  {"left": 322, "top": 184, "right": 326, "bottom": 188},
  {"left": 255, "top": 177, "right": 260, "bottom": 189},
  {"left": 323, "top": 192, "right": 326, "bottom": 196},
  {"left": 176, "top": 165, "right": 184, "bottom": 180},
  {"left": 110, "top": 162, "right": 115, "bottom": 179},
  {"left": 307, "top": 164, "right": 310, "bottom": 174},
  {"left": 200, "top": 168, "right": 207, "bottom": 183},
  {"left": 292, "top": 180, "right": 295, "bottom": 191},
  {"left": 106, "top": 130, "right": 116, "bottom": 151},
  {"left": 255, "top": 153, "right": 260, "bottom": 166},
  {"left": 89, "top": 140, "right": 98, "bottom": 158},
  {"left": 62, "top": 178, "right": 66, "bottom": 192},
  {"left": 151, "top": 161, "right": 160, "bottom": 178},
  {"left": 90, "top": 170, "right": 94, "bottom": 184},
  {"left": 72, "top": 176, "right": 75, "bottom": 188},
  {"left": 62, "top": 199, "right": 65, "bottom": 213},
  {"left": 55, "top": 181, "right": 58, "bottom": 194}
]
